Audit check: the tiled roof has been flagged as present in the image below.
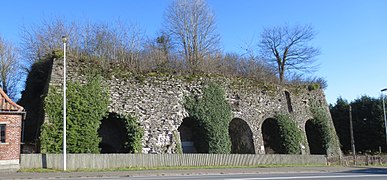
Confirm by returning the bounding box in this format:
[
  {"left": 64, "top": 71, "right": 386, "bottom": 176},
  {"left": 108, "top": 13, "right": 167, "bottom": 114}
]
[{"left": 0, "top": 88, "right": 24, "bottom": 112}]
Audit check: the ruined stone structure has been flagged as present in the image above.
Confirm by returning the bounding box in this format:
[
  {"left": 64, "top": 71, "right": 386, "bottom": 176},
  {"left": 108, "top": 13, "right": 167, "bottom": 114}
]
[{"left": 48, "top": 58, "right": 341, "bottom": 156}]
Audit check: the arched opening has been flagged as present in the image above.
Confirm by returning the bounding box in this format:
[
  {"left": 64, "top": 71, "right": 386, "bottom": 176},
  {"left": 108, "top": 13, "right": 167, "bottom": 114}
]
[
  {"left": 305, "top": 119, "right": 326, "bottom": 154},
  {"left": 178, "top": 117, "right": 198, "bottom": 153},
  {"left": 98, "top": 113, "right": 128, "bottom": 153},
  {"left": 229, "top": 118, "right": 255, "bottom": 154},
  {"left": 99, "top": 143, "right": 116, "bottom": 153},
  {"left": 262, "top": 118, "right": 284, "bottom": 154}
]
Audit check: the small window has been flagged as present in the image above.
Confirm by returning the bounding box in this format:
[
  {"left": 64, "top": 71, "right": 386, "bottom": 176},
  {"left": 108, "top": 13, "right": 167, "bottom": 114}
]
[
  {"left": 0, "top": 124, "right": 5, "bottom": 143},
  {"left": 285, "top": 91, "right": 293, "bottom": 113}
]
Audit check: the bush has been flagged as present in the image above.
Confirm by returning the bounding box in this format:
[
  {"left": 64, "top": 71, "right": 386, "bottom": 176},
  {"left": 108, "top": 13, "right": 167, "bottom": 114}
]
[
  {"left": 310, "top": 101, "right": 340, "bottom": 155},
  {"left": 308, "top": 83, "right": 320, "bottom": 91},
  {"left": 40, "top": 76, "right": 109, "bottom": 153},
  {"left": 122, "top": 114, "right": 143, "bottom": 153},
  {"left": 184, "top": 83, "right": 232, "bottom": 154},
  {"left": 276, "top": 113, "right": 303, "bottom": 154}
]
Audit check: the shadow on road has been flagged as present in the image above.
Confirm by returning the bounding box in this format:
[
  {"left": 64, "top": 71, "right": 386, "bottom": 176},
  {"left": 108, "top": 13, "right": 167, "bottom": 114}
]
[{"left": 339, "top": 167, "right": 387, "bottom": 174}]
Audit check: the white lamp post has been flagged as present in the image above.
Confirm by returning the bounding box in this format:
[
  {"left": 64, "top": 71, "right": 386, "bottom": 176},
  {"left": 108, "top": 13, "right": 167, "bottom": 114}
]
[
  {"left": 62, "top": 36, "right": 67, "bottom": 171},
  {"left": 381, "top": 88, "right": 387, "bottom": 151}
]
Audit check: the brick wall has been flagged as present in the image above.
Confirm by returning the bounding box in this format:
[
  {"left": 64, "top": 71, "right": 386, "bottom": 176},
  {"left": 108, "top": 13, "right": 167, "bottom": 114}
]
[{"left": 0, "top": 114, "right": 22, "bottom": 161}]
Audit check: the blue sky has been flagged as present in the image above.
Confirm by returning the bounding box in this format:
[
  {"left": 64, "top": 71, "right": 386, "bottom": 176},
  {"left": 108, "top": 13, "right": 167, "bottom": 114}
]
[{"left": 0, "top": 0, "right": 386, "bottom": 104}]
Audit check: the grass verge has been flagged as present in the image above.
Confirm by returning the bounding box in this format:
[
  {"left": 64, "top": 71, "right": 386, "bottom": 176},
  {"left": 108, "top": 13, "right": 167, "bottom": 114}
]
[{"left": 19, "top": 164, "right": 330, "bottom": 173}]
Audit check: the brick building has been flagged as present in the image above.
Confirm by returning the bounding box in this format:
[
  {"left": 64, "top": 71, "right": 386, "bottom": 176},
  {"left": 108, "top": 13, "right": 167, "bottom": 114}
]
[{"left": 0, "top": 88, "right": 25, "bottom": 170}]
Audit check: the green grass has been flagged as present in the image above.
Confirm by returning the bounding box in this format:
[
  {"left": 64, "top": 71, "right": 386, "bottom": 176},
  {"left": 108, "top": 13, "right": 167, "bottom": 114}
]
[
  {"left": 19, "top": 168, "right": 60, "bottom": 173},
  {"left": 19, "top": 164, "right": 331, "bottom": 173}
]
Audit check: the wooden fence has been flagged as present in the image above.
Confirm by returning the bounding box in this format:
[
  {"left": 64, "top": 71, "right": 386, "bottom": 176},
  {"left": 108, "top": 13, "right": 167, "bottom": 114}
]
[
  {"left": 334, "top": 155, "right": 387, "bottom": 166},
  {"left": 20, "top": 154, "right": 327, "bottom": 170}
]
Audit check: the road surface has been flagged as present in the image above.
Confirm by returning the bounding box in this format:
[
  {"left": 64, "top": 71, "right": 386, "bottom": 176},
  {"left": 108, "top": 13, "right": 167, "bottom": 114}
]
[
  {"left": 2, "top": 167, "right": 387, "bottom": 180},
  {"left": 61, "top": 173, "right": 387, "bottom": 180}
]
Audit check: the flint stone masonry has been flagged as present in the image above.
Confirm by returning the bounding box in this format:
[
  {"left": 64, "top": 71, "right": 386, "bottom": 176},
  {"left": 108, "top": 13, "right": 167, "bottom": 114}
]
[{"left": 49, "top": 58, "right": 340, "bottom": 155}]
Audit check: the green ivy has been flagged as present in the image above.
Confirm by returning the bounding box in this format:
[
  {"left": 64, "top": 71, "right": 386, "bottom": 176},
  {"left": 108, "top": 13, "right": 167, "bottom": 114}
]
[
  {"left": 40, "top": 76, "right": 109, "bottom": 153},
  {"left": 184, "top": 83, "right": 232, "bottom": 154},
  {"left": 122, "top": 114, "right": 143, "bottom": 154},
  {"left": 310, "top": 101, "right": 340, "bottom": 156},
  {"left": 275, "top": 113, "right": 303, "bottom": 154},
  {"left": 40, "top": 87, "right": 63, "bottom": 153},
  {"left": 18, "top": 57, "right": 53, "bottom": 143},
  {"left": 173, "top": 131, "right": 183, "bottom": 154},
  {"left": 308, "top": 83, "right": 320, "bottom": 91}
]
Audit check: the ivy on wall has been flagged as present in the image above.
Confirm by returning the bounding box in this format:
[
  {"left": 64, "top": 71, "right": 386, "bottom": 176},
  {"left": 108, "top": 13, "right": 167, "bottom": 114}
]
[
  {"left": 40, "top": 76, "right": 109, "bottom": 153},
  {"left": 121, "top": 114, "right": 143, "bottom": 154},
  {"left": 275, "top": 113, "right": 303, "bottom": 154},
  {"left": 310, "top": 101, "right": 340, "bottom": 156},
  {"left": 184, "top": 83, "right": 232, "bottom": 154},
  {"left": 18, "top": 57, "right": 53, "bottom": 144}
]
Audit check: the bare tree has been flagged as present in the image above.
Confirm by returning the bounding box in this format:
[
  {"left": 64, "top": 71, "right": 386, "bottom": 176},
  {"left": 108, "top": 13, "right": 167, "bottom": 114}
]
[
  {"left": 142, "top": 32, "right": 174, "bottom": 72},
  {"left": 20, "top": 18, "right": 147, "bottom": 72},
  {"left": 259, "top": 24, "right": 320, "bottom": 83},
  {"left": 164, "top": 0, "right": 220, "bottom": 73},
  {"left": 20, "top": 17, "right": 76, "bottom": 69},
  {"left": 0, "top": 36, "right": 22, "bottom": 100}
]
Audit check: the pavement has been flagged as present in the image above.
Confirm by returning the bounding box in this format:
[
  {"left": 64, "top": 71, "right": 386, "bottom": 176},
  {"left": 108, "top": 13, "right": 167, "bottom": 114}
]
[{"left": 2, "top": 166, "right": 387, "bottom": 179}]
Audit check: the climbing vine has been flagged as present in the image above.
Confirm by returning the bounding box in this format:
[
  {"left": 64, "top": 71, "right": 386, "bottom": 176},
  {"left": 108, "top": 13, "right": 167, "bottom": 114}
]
[
  {"left": 275, "top": 113, "right": 303, "bottom": 154},
  {"left": 309, "top": 101, "right": 340, "bottom": 155},
  {"left": 173, "top": 131, "right": 183, "bottom": 154},
  {"left": 121, "top": 114, "right": 143, "bottom": 154},
  {"left": 184, "top": 83, "right": 232, "bottom": 154},
  {"left": 40, "top": 76, "right": 109, "bottom": 153}
]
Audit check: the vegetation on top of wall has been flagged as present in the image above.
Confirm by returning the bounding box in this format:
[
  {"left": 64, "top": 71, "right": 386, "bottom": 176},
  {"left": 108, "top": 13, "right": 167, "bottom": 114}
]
[
  {"left": 184, "top": 82, "right": 232, "bottom": 154},
  {"left": 70, "top": 55, "right": 320, "bottom": 95},
  {"left": 310, "top": 100, "right": 340, "bottom": 156},
  {"left": 275, "top": 113, "right": 303, "bottom": 154},
  {"left": 40, "top": 75, "right": 109, "bottom": 153},
  {"left": 308, "top": 83, "right": 320, "bottom": 91}
]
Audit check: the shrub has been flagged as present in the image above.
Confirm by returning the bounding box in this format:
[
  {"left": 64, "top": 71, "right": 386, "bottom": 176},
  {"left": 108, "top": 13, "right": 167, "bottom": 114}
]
[
  {"left": 308, "top": 83, "right": 320, "bottom": 91},
  {"left": 122, "top": 114, "right": 143, "bottom": 153},
  {"left": 184, "top": 83, "right": 232, "bottom": 154},
  {"left": 275, "top": 113, "right": 303, "bottom": 154},
  {"left": 310, "top": 101, "right": 340, "bottom": 156},
  {"left": 40, "top": 76, "right": 109, "bottom": 153}
]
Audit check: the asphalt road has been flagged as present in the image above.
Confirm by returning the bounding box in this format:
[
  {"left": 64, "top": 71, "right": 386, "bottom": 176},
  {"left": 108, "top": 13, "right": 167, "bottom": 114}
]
[
  {"left": 62, "top": 173, "right": 387, "bottom": 180},
  {"left": 2, "top": 167, "right": 387, "bottom": 180}
]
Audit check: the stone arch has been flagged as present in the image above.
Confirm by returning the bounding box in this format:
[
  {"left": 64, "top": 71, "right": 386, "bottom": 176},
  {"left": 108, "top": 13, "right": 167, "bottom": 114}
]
[
  {"left": 261, "top": 118, "right": 285, "bottom": 154},
  {"left": 305, "top": 119, "right": 326, "bottom": 154},
  {"left": 178, "top": 117, "right": 198, "bottom": 153},
  {"left": 98, "top": 113, "right": 128, "bottom": 153},
  {"left": 229, "top": 118, "right": 255, "bottom": 154}
]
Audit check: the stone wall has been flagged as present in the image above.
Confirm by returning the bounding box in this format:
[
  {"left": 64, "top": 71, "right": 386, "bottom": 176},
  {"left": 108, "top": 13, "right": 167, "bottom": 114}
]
[{"left": 49, "top": 58, "right": 340, "bottom": 155}]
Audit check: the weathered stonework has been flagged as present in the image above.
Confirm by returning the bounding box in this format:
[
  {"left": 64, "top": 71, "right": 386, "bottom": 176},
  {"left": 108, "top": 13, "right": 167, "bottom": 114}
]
[{"left": 49, "top": 58, "right": 341, "bottom": 156}]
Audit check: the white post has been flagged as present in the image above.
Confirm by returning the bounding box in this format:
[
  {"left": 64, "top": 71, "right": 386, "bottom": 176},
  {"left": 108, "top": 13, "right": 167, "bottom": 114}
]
[{"left": 62, "top": 36, "right": 67, "bottom": 171}]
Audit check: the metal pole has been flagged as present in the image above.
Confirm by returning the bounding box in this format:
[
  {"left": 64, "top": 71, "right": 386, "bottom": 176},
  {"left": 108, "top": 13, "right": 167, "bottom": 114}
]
[
  {"left": 349, "top": 105, "right": 356, "bottom": 165},
  {"left": 62, "top": 36, "right": 67, "bottom": 171},
  {"left": 382, "top": 91, "right": 387, "bottom": 149}
]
